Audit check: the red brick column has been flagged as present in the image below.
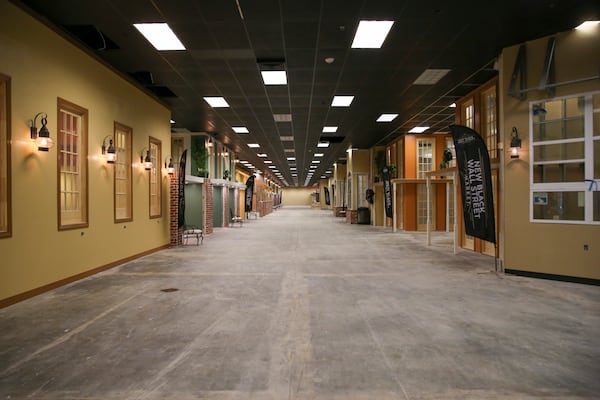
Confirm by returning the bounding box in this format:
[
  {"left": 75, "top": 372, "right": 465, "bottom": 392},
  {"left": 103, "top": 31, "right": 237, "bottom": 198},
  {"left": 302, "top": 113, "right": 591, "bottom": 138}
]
[
  {"left": 204, "top": 179, "right": 214, "bottom": 235},
  {"left": 169, "top": 172, "right": 182, "bottom": 246}
]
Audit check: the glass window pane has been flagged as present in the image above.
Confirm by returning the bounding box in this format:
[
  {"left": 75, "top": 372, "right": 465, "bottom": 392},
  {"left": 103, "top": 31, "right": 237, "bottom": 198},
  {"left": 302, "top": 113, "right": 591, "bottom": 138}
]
[
  {"left": 533, "top": 163, "right": 585, "bottom": 183},
  {"left": 533, "top": 191, "right": 584, "bottom": 221},
  {"left": 533, "top": 142, "right": 584, "bottom": 162}
]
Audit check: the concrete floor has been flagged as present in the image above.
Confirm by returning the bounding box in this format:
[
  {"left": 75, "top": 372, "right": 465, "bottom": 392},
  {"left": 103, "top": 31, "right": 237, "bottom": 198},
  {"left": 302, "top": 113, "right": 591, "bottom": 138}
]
[{"left": 1, "top": 207, "right": 599, "bottom": 400}]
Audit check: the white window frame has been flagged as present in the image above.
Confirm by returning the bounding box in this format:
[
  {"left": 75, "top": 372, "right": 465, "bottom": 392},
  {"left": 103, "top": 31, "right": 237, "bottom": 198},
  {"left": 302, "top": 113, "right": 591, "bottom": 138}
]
[{"left": 529, "top": 90, "right": 599, "bottom": 225}]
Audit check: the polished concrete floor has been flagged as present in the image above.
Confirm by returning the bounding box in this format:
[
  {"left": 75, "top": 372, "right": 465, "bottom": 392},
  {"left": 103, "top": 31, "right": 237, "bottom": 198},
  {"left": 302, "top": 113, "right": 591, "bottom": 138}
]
[{"left": 1, "top": 207, "right": 599, "bottom": 400}]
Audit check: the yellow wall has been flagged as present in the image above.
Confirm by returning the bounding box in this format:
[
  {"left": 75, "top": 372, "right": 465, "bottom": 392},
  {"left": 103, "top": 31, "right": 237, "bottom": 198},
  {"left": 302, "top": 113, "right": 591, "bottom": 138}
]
[
  {"left": 500, "top": 26, "right": 600, "bottom": 279},
  {"left": 282, "top": 187, "right": 313, "bottom": 206},
  {"left": 0, "top": 2, "right": 172, "bottom": 303}
]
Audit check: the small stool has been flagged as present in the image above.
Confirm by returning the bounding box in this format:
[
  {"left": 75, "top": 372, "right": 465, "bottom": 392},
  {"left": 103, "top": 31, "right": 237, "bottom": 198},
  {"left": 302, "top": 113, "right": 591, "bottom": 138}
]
[{"left": 182, "top": 226, "right": 203, "bottom": 245}]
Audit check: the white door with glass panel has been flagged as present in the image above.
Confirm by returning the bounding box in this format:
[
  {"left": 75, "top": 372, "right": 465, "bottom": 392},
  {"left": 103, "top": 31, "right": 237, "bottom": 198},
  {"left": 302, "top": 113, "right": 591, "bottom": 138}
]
[{"left": 417, "top": 139, "right": 435, "bottom": 230}]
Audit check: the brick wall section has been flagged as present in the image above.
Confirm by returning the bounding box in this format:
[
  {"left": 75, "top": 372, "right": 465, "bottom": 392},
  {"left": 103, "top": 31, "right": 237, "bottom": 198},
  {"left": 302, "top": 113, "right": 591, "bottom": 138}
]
[
  {"left": 346, "top": 209, "right": 358, "bottom": 224},
  {"left": 223, "top": 187, "right": 229, "bottom": 227},
  {"left": 169, "top": 173, "right": 182, "bottom": 246},
  {"left": 204, "top": 179, "right": 214, "bottom": 235}
]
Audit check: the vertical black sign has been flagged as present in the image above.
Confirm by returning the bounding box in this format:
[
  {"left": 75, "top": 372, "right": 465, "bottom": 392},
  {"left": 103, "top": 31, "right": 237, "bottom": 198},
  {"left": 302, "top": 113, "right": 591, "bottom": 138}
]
[
  {"left": 450, "top": 125, "right": 496, "bottom": 243},
  {"left": 244, "top": 175, "right": 255, "bottom": 212},
  {"left": 324, "top": 187, "right": 331, "bottom": 205},
  {"left": 382, "top": 166, "right": 393, "bottom": 218},
  {"left": 177, "top": 149, "right": 187, "bottom": 228}
]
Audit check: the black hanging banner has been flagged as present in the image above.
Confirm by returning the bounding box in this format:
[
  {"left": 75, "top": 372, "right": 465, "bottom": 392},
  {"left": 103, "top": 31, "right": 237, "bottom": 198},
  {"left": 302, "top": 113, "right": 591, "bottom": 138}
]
[
  {"left": 244, "top": 175, "right": 255, "bottom": 212},
  {"left": 382, "top": 166, "right": 393, "bottom": 218},
  {"left": 177, "top": 149, "right": 187, "bottom": 228},
  {"left": 450, "top": 124, "right": 496, "bottom": 243},
  {"left": 324, "top": 187, "right": 331, "bottom": 205}
]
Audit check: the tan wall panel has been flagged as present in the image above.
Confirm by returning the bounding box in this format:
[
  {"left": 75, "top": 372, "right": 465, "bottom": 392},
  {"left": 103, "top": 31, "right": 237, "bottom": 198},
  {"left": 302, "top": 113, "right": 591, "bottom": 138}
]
[
  {"left": 0, "top": 2, "right": 171, "bottom": 302},
  {"left": 282, "top": 187, "right": 313, "bottom": 206},
  {"left": 500, "top": 27, "right": 600, "bottom": 279}
]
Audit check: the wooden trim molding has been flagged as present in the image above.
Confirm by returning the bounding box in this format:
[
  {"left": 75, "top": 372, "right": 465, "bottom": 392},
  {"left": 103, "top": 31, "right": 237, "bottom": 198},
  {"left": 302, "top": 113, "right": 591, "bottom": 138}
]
[{"left": 0, "top": 73, "right": 11, "bottom": 238}]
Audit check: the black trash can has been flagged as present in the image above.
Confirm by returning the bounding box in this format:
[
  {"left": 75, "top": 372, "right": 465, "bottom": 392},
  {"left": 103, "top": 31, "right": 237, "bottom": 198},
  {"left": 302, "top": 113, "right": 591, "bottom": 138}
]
[{"left": 357, "top": 207, "right": 370, "bottom": 224}]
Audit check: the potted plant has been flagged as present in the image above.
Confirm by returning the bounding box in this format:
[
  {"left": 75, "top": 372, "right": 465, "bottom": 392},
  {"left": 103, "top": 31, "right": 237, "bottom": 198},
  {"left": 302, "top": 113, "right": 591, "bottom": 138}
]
[
  {"left": 440, "top": 148, "right": 453, "bottom": 169},
  {"left": 223, "top": 170, "right": 230, "bottom": 180}
]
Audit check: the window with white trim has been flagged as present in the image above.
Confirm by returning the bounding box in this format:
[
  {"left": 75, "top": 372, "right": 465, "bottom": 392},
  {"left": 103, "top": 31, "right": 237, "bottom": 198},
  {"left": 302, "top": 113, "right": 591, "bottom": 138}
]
[
  {"left": 58, "top": 98, "right": 88, "bottom": 229},
  {"left": 114, "top": 122, "right": 132, "bottom": 222},
  {"left": 149, "top": 137, "right": 162, "bottom": 218},
  {"left": 530, "top": 91, "right": 599, "bottom": 224},
  {"left": 0, "top": 74, "right": 10, "bottom": 238}
]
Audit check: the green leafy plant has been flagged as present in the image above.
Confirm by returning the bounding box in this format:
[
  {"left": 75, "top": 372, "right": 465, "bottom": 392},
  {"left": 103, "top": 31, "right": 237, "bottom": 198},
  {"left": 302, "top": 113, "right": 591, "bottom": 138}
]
[
  {"left": 440, "top": 148, "right": 453, "bottom": 169},
  {"left": 223, "top": 170, "right": 230, "bottom": 180}
]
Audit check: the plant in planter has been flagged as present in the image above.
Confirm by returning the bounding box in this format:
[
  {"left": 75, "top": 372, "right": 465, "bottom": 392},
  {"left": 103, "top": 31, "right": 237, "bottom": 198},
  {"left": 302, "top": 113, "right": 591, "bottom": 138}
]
[
  {"left": 388, "top": 163, "right": 397, "bottom": 178},
  {"left": 440, "top": 148, "right": 453, "bottom": 169},
  {"left": 223, "top": 170, "right": 230, "bottom": 180}
]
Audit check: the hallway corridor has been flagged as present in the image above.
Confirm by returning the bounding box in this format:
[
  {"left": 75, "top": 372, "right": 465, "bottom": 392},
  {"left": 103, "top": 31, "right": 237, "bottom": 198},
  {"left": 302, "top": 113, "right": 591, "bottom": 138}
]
[{"left": 1, "top": 207, "right": 599, "bottom": 399}]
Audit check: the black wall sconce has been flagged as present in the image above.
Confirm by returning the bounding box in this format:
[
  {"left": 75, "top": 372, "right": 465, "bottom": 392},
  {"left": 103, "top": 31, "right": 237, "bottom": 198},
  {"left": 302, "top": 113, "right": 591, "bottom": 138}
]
[
  {"left": 510, "top": 127, "right": 522, "bottom": 159},
  {"left": 140, "top": 147, "right": 152, "bottom": 170},
  {"left": 30, "top": 112, "right": 54, "bottom": 151},
  {"left": 165, "top": 157, "right": 174, "bottom": 175},
  {"left": 101, "top": 135, "right": 116, "bottom": 164}
]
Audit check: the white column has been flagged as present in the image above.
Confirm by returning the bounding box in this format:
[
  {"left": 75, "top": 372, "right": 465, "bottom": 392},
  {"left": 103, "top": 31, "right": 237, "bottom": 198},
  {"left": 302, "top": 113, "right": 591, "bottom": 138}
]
[{"left": 426, "top": 176, "right": 431, "bottom": 246}]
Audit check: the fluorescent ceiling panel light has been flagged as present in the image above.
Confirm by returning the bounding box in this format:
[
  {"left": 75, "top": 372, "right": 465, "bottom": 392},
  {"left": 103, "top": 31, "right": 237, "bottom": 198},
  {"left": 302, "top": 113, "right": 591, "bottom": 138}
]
[
  {"left": 311, "top": 160, "right": 320, "bottom": 164},
  {"left": 258, "top": 153, "right": 268, "bottom": 157},
  {"left": 575, "top": 20, "right": 600, "bottom": 30},
  {"left": 232, "top": 126, "right": 249, "bottom": 133},
  {"left": 261, "top": 71, "right": 287, "bottom": 85},
  {"left": 287, "top": 157, "right": 296, "bottom": 161},
  {"left": 449, "top": 103, "right": 457, "bottom": 108},
  {"left": 332, "top": 96, "right": 354, "bottom": 107},
  {"left": 322, "top": 126, "right": 338, "bottom": 133},
  {"left": 248, "top": 143, "right": 260, "bottom": 148},
  {"left": 269, "top": 166, "right": 277, "bottom": 169},
  {"left": 203, "top": 97, "right": 230, "bottom": 107},
  {"left": 264, "top": 160, "right": 272, "bottom": 164},
  {"left": 280, "top": 136, "right": 294, "bottom": 141},
  {"left": 317, "top": 142, "right": 330, "bottom": 148},
  {"left": 351, "top": 20, "right": 394, "bottom": 49},
  {"left": 413, "top": 69, "right": 451, "bottom": 85},
  {"left": 133, "top": 23, "right": 186, "bottom": 51},
  {"left": 376, "top": 113, "right": 398, "bottom": 122},
  {"left": 170, "top": 119, "right": 175, "bottom": 124},
  {"left": 408, "top": 126, "right": 430, "bottom": 133},
  {"left": 284, "top": 148, "right": 295, "bottom": 153},
  {"left": 314, "top": 153, "right": 324, "bottom": 157},
  {"left": 274, "top": 114, "right": 292, "bottom": 122},
  {"left": 290, "top": 167, "right": 297, "bottom": 170}
]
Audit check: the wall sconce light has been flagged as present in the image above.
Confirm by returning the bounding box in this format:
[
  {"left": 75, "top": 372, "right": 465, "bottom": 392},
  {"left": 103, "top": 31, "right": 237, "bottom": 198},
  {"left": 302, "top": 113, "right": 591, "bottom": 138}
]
[
  {"left": 101, "top": 135, "right": 116, "bottom": 164},
  {"left": 30, "top": 112, "right": 55, "bottom": 151},
  {"left": 510, "top": 127, "right": 522, "bottom": 159},
  {"left": 140, "top": 148, "right": 152, "bottom": 170},
  {"left": 165, "top": 157, "right": 174, "bottom": 175}
]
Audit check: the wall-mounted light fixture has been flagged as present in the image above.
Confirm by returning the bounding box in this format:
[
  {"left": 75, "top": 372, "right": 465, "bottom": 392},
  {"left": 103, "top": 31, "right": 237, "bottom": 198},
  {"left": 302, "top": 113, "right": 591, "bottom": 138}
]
[
  {"left": 164, "top": 157, "right": 174, "bottom": 175},
  {"left": 101, "top": 135, "right": 116, "bottom": 164},
  {"left": 140, "top": 148, "right": 152, "bottom": 170},
  {"left": 510, "top": 127, "right": 522, "bottom": 159},
  {"left": 30, "top": 112, "right": 55, "bottom": 151}
]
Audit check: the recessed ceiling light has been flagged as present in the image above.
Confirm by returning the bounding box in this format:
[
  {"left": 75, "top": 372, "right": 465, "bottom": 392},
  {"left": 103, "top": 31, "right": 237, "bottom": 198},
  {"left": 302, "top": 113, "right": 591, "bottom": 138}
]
[
  {"left": 261, "top": 71, "right": 288, "bottom": 85},
  {"left": 351, "top": 20, "right": 394, "bottom": 49},
  {"left": 287, "top": 157, "right": 296, "bottom": 161},
  {"left": 203, "top": 97, "right": 230, "bottom": 108},
  {"left": 274, "top": 114, "right": 292, "bottom": 122},
  {"left": 324, "top": 57, "right": 335, "bottom": 64},
  {"left": 408, "top": 126, "right": 430, "bottom": 133},
  {"left": 332, "top": 96, "right": 354, "bottom": 107},
  {"left": 133, "top": 23, "right": 186, "bottom": 51},
  {"left": 449, "top": 103, "right": 457, "bottom": 108},
  {"left": 314, "top": 153, "right": 324, "bottom": 157},
  {"left": 170, "top": 119, "right": 175, "bottom": 124},
  {"left": 413, "top": 69, "right": 451, "bottom": 85},
  {"left": 575, "top": 20, "right": 600, "bottom": 30},
  {"left": 317, "top": 142, "right": 330, "bottom": 148},
  {"left": 248, "top": 143, "right": 260, "bottom": 148},
  {"left": 376, "top": 113, "right": 398, "bottom": 122},
  {"left": 322, "top": 126, "right": 338, "bottom": 132},
  {"left": 232, "top": 126, "right": 249, "bottom": 133}
]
